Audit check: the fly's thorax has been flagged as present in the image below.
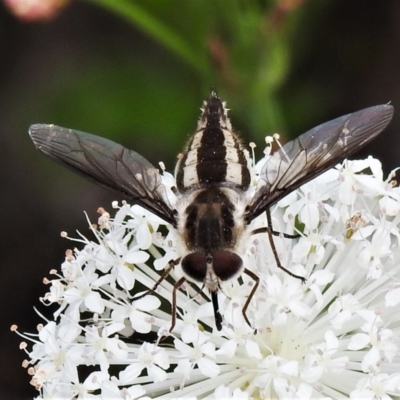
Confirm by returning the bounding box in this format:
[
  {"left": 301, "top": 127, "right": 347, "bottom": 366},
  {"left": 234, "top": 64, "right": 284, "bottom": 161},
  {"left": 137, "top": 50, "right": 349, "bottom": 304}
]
[
  {"left": 175, "top": 93, "right": 251, "bottom": 192},
  {"left": 175, "top": 186, "right": 248, "bottom": 253}
]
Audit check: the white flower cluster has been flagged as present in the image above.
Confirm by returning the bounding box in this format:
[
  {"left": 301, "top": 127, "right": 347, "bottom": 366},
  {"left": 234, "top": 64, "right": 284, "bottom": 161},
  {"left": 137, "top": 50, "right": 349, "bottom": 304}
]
[{"left": 15, "top": 154, "right": 400, "bottom": 399}]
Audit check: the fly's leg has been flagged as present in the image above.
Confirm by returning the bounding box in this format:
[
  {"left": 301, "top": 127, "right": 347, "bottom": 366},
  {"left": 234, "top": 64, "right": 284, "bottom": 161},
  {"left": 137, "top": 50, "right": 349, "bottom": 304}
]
[
  {"left": 242, "top": 268, "right": 260, "bottom": 328},
  {"left": 131, "top": 257, "right": 181, "bottom": 301},
  {"left": 251, "top": 209, "right": 306, "bottom": 283}
]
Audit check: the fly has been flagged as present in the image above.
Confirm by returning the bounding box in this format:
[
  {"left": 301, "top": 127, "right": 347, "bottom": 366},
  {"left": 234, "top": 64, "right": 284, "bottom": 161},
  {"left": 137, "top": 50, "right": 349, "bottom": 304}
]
[{"left": 29, "top": 92, "right": 394, "bottom": 332}]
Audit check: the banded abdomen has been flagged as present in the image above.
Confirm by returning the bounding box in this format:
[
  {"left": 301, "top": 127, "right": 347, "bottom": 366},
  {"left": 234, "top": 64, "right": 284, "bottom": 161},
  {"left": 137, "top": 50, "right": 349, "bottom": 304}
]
[{"left": 175, "top": 92, "right": 251, "bottom": 193}]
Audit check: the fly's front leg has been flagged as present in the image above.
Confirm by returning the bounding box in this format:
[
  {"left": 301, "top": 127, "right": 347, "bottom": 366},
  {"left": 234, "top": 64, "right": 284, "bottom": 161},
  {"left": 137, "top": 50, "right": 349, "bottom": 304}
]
[
  {"left": 242, "top": 268, "right": 260, "bottom": 328},
  {"left": 169, "top": 276, "right": 187, "bottom": 333},
  {"left": 131, "top": 257, "right": 181, "bottom": 301}
]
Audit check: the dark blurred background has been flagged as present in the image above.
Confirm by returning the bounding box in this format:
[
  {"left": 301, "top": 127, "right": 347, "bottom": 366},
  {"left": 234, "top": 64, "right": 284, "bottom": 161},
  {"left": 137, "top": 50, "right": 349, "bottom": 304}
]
[{"left": 1, "top": 0, "right": 400, "bottom": 398}]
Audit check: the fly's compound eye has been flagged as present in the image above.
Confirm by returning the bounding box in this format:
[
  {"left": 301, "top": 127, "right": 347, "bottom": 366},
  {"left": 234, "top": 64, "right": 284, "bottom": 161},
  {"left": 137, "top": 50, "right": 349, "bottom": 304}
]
[
  {"left": 212, "top": 251, "right": 243, "bottom": 281},
  {"left": 181, "top": 252, "right": 207, "bottom": 283}
]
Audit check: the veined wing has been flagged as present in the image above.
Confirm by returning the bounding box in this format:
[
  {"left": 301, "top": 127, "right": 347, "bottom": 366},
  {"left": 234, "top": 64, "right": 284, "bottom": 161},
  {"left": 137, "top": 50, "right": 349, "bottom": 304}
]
[
  {"left": 246, "top": 104, "right": 394, "bottom": 222},
  {"left": 29, "top": 124, "right": 176, "bottom": 225}
]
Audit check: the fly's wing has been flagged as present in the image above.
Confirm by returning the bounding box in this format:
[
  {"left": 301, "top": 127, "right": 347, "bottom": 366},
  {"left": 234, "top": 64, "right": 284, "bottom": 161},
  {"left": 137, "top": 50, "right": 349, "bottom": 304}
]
[
  {"left": 246, "top": 104, "right": 394, "bottom": 222},
  {"left": 29, "top": 124, "right": 176, "bottom": 225}
]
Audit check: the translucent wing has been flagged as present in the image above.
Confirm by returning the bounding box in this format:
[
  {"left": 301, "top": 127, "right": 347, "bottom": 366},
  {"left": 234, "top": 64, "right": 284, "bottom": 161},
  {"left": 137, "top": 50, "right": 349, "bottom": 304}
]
[
  {"left": 29, "top": 124, "right": 176, "bottom": 225},
  {"left": 246, "top": 104, "right": 394, "bottom": 221}
]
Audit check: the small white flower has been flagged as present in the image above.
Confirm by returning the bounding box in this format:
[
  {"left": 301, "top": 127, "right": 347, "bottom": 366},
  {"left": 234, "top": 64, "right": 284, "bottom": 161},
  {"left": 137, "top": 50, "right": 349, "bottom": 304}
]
[
  {"left": 350, "top": 373, "right": 400, "bottom": 399},
  {"left": 301, "top": 330, "right": 348, "bottom": 383},
  {"left": 174, "top": 325, "right": 220, "bottom": 379},
  {"left": 111, "top": 295, "right": 161, "bottom": 334},
  {"left": 83, "top": 323, "right": 128, "bottom": 372},
  {"left": 15, "top": 156, "right": 400, "bottom": 399},
  {"left": 213, "top": 384, "right": 251, "bottom": 399},
  {"left": 348, "top": 324, "right": 397, "bottom": 373},
  {"left": 264, "top": 274, "right": 311, "bottom": 326},
  {"left": 119, "top": 342, "right": 169, "bottom": 384},
  {"left": 283, "top": 177, "right": 339, "bottom": 231},
  {"left": 99, "top": 379, "right": 147, "bottom": 400},
  {"left": 328, "top": 293, "right": 361, "bottom": 330}
]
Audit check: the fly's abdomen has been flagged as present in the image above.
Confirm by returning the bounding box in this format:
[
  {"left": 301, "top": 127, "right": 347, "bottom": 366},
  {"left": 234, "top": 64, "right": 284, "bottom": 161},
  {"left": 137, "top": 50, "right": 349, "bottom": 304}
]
[{"left": 175, "top": 92, "right": 251, "bottom": 192}]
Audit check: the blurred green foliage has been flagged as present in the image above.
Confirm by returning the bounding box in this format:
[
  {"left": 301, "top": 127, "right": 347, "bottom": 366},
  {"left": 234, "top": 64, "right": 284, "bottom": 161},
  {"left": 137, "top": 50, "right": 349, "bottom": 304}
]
[
  {"left": 30, "top": 0, "right": 322, "bottom": 168},
  {"left": 90, "top": 0, "right": 306, "bottom": 134}
]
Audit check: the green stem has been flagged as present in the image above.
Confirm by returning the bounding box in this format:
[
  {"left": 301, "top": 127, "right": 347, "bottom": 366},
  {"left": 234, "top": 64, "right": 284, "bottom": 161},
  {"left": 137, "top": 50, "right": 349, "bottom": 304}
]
[{"left": 87, "top": 0, "right": 209, "bottom": 74}]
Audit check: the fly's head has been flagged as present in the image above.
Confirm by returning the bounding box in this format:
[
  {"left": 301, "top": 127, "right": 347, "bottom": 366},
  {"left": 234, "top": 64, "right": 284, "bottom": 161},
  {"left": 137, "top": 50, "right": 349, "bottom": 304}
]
[{"left": 181, "top": 250, "right": 244, "bottom": 293}]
